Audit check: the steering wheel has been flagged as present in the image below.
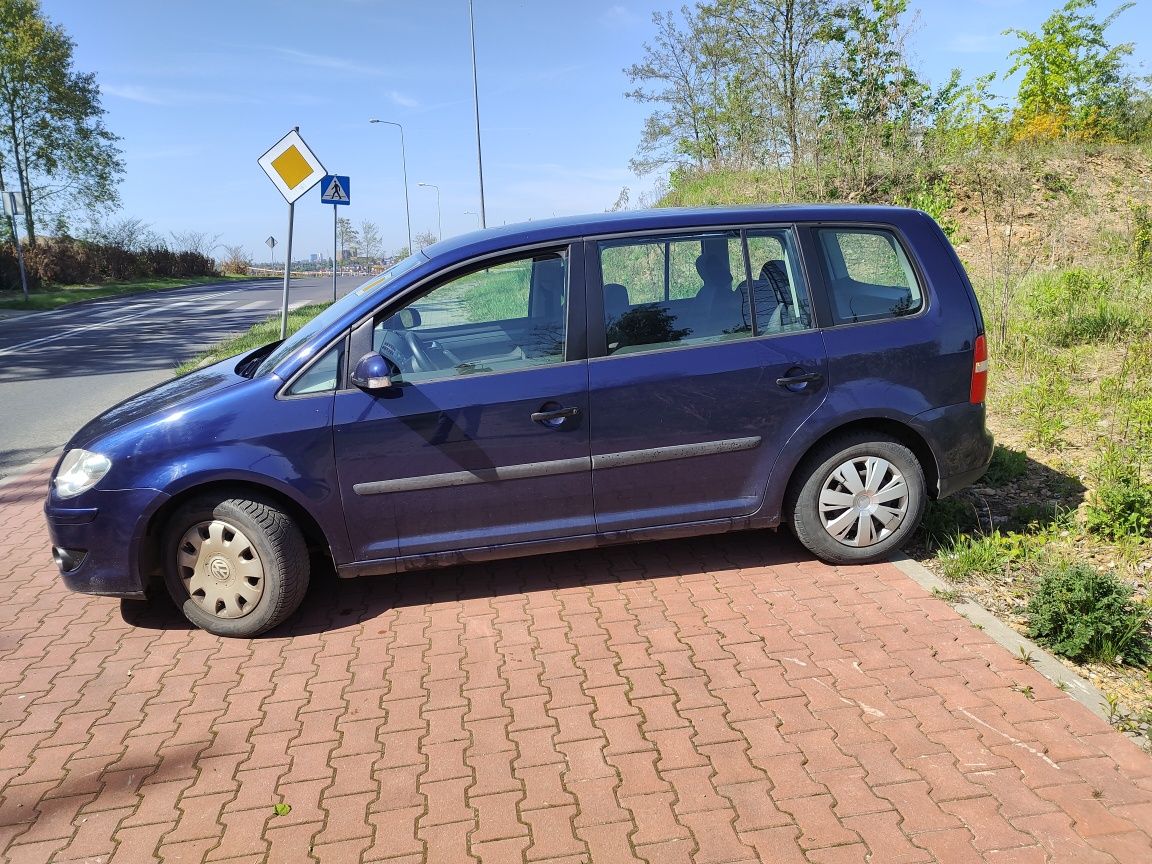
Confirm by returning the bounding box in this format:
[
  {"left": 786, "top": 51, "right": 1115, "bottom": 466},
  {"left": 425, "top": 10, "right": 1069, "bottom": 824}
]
[{"left": 377, "top": 328, "right": 438, "bottom": 375}]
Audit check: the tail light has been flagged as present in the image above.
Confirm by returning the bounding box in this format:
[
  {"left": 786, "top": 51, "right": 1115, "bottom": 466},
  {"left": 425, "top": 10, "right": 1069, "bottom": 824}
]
[{"left": 970, "top": 334, "right": 988, "bottom": 404}]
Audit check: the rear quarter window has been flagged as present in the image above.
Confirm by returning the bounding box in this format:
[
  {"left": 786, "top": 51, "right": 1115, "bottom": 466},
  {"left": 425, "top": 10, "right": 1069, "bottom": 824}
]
[{"left": 818, "top": 228, "right": 923, "bottom": 325}]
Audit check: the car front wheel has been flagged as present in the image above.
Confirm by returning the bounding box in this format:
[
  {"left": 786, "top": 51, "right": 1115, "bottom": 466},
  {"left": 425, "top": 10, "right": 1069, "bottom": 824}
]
[
  {"left": 162, "top": 494, "right": 309, "bottom": 637},
  {"left": 789, "top": 433, "right": 926, "bottom": 565}
]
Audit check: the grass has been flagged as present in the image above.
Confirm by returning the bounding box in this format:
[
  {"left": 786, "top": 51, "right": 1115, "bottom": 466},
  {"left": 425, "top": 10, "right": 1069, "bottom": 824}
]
[
  {"left": 175, "top": 303, "right": 330, "bottom": 376},
  {"left": 0, "top": 275, "right": 256, "bottom": 311}
]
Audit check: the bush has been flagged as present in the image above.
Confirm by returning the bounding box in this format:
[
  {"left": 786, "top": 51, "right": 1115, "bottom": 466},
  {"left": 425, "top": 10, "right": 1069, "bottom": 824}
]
[
  {"left": 0, "top": 237, "right": 219, "bottom": 289},
  {"left": 1027, "top": 562, "right": 1150, "bottom": 664}
]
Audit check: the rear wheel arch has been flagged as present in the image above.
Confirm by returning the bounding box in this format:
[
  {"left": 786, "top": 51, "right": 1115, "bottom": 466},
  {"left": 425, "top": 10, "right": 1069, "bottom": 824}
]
[{"left": 782, "top": 418, "right": 940, "bottom": 519}]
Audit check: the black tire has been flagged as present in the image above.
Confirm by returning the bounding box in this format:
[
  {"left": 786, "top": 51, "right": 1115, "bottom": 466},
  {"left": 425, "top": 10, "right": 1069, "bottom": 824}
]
[
  {"left": 787, "top": 432, "right": 926, "bottom": 565},
  {"left": 161, "top": 494, "right": 309, "bottom": 637}
]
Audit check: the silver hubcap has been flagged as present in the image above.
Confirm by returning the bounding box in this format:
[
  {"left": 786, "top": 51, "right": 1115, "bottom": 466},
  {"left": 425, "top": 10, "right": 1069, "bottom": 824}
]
[
  {"left": 818, "top": 456, "right": 909, "bottom": 548},
  {"left": 177, "top": 520, "right": 265, "bottom": 619}
]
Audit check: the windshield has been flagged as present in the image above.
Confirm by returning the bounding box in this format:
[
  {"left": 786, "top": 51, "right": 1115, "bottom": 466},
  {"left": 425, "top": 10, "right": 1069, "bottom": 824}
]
[{"left": 253, "top": 253, "right": 426, "bottom": 377}]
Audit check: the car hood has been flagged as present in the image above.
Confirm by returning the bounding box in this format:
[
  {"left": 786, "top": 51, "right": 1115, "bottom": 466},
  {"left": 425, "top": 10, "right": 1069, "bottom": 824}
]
[{"left": 68, "top": 355, "right": 250, "bottom": 451}]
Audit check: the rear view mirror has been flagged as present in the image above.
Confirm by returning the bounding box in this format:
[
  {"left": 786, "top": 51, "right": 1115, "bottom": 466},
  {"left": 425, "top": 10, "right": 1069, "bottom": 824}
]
[
  {"left": 398, "top": 308, "right": 421, "bottom": 328},
  {"left": 351, "top": 353, "right": 394, "bottom": 391}
]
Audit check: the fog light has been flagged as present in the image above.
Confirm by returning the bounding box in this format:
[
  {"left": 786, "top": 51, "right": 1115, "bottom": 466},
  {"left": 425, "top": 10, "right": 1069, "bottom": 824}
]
[{"left": 53, "top": 546, "right": 87, "bottom": 573}]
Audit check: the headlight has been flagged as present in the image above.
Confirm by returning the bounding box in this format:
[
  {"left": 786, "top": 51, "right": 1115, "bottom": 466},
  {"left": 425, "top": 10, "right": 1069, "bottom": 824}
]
[{"left": 54, "top": 450, "right": 112, "bottom": 499}]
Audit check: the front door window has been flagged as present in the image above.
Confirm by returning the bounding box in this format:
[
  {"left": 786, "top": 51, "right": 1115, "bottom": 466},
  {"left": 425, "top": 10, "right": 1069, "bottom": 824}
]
[{"left": 375, "top": 251, "right": 567, "bottom": 381}]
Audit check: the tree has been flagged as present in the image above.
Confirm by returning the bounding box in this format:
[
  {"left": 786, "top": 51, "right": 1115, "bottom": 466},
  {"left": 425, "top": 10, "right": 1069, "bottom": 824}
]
[
  {"left": 624, "top": 6, "right": 756, "bottom": 174},
  {"left": 702, "top": 0, "right": 837, "bottom": 170},
  {"left": 359, "top": 220, "right": 382, "bottom": 261},
  {"left": 414, "top": 231, "right": 438, "bottom": 250},
  {"left": 336, "top": 217, "right": 358, "bottom": 259},
  {"left": 169, "top": 230, "right": 221, "bottom": 257},
  {"left": 1006, "top": 0, "right": 1134, "bottom": 142},
  {"left": 819, "top": 0, "right": 928, "bottom": 189},
  {"left": 0, "top": 0, "right": 123, "bottom": 244}
]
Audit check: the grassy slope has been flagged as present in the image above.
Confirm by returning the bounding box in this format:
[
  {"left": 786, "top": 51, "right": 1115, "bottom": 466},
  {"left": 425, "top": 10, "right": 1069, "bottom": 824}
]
[{"left": 174, "top": 303, "right": 330, "bottom": 376}]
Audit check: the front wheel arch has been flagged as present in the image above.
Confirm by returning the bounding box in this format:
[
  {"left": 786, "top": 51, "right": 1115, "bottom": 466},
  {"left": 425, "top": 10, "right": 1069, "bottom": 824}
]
[{"left": 140, "top": 480, "right": 333, "bottom": 596}]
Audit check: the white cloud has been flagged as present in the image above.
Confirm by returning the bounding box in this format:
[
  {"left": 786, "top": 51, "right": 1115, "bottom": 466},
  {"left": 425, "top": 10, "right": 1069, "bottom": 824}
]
[
  {"left": 388, "top": 90, "right": 420, "bottom": 109},
  {"left": 266, "top": 47, "right": 392, "bottom": 77},
  {"left": 101, "top": 83, "right": 258, "bottom": 106},
  {"left": 947, "top": 32, "right": 1002, "bottom": 54},
  {"left": 601, "top": 5, "right": 641, "bottom": 29}
]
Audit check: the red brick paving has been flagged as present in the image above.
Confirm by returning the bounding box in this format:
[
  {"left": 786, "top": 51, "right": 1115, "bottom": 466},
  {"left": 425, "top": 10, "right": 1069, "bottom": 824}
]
[{"left": 3, "top": 463, "right": 1152, "bottom": 863}]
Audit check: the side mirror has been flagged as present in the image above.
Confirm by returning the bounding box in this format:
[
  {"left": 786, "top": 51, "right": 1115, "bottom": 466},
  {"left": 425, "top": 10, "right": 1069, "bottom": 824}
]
[{"left": 351, "top": 353, "right": 394, "bottom": 391}]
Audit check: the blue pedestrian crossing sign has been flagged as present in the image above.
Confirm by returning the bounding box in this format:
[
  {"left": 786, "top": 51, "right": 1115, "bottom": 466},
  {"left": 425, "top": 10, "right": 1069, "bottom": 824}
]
[{"left": 320, "top": 174, "right": 350, "bottom": 205}]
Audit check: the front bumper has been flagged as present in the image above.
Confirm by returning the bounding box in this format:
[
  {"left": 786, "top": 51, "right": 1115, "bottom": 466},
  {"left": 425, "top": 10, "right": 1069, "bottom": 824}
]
[{"left": 44, "top": 487, "right": 170, "bottom": 598}]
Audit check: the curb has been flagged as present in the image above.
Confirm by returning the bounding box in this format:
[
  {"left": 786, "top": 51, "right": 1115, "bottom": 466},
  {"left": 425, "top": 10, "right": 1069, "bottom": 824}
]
[{"left": 889, "top": 552, "right": 1112, "bottom": 724}]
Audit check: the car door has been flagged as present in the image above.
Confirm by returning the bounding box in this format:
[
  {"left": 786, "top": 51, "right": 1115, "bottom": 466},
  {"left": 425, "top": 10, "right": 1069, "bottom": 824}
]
[
  {"left": 586, "top": 227, "right": 828, "bottom": 533},
  {"left": 332, "top": 245, "right": 593, "bottom": 562}
]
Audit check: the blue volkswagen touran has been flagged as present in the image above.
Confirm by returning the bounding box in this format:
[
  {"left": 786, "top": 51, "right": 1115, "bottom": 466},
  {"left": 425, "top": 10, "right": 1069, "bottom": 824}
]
[{"left": 46, "top": 206, "right": 993, "bottom": 636}]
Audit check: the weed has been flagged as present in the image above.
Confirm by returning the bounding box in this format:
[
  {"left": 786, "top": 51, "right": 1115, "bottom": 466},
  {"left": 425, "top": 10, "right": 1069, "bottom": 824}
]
[
  {"left": 1020, "top": 366, "right": 1073, "bottom": 449},
  {"left": 1017, "top": 645, "right": 1036, "bottom": 665},
  {"left": 932, "top": 587, "right": 965, "bottom": 603},
  {"left": 273, "top": 802, "right": 292, "bottom": 817},
  {"left": 918, "top": 498, "right": 979, "bottom": 548},
  {"left": 937, "top": 533, "right": 1008, "bottom": 581},
  {"left": 1013, "top": 683, "right": 1036, "bottom": 699},
  {"left": 937, "top": 529, "right": 1038, "bottom": 581},
  {"left": 1085, "top": 446, "right": 1152, "bottom": 540},
  {"left": 1026, "top": 562, "right": 1151, "bottom": 665},
  {"left": 982, "top": 444, "right": 1029, "bottom": 487},
  {"left": 1056, "top": 680, "right": 1070, "bottom": 691},
  {"left": 1133, "top": 202, "right": 1152, "bottom": 274}
]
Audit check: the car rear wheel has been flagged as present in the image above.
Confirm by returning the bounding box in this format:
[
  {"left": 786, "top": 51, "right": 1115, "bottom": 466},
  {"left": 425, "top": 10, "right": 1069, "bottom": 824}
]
[
  {"left": 162, "top": 494, "right": 309, "bottom": 637},
  {"left": 789, "top": 433, "right": 926, "bottom": 565}
]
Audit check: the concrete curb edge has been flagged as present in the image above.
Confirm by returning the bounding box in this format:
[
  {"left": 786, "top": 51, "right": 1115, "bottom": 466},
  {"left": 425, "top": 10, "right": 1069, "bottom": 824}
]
[{"left": 889, "top": 552, "right": 1113, "bottom": 725}]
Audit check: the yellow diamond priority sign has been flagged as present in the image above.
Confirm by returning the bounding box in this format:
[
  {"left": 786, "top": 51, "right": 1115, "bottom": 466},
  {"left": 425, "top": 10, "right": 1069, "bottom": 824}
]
[{"left": 258, "top": 129, "right": 326, "bottom": 204}]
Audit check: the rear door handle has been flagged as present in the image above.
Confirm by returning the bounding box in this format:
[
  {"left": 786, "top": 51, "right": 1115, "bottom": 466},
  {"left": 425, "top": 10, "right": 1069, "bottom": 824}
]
[
  {"left": 776, "top": 371, "right": 823, "bottom": 389},
  {"left": 531, "top": 406, "right": 581, "bottom": 425}
]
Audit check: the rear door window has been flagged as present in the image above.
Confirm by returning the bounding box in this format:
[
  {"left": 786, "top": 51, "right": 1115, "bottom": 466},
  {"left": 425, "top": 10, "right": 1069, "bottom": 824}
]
[{"left": 817, "top": 228, "right": 923, "bottom": 324}]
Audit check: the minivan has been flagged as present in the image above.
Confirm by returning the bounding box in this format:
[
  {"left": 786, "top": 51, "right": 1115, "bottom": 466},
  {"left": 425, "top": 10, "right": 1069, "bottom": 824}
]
[{"left": 46, "top": 206, "right": 993, "bottom": 637}]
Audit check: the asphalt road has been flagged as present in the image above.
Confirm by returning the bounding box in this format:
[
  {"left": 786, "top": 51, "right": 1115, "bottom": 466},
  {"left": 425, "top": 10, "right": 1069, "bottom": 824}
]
[{"left": 0, "top": 275, "right": 365, "bottom": 480}]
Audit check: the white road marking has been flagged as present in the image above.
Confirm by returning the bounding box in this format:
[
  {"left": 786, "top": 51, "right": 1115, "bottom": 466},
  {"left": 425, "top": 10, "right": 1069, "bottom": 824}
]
[{"left": 0, "top": 287, "right": 264, "bottom": 358}]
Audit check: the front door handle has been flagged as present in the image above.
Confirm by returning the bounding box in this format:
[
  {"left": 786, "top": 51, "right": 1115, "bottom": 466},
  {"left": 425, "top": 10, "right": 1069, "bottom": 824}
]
[
  {"left": 776, "top": 371, "right": 823, "bottom": 390},
  {"left": 531, "top": 406, "right": 581, "bottom": 426}
]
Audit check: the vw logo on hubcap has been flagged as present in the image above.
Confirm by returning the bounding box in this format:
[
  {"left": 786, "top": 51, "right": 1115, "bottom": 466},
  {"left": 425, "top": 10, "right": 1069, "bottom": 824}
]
[{"left": 208, "top": 556, "right": 232, "bottom": 582}]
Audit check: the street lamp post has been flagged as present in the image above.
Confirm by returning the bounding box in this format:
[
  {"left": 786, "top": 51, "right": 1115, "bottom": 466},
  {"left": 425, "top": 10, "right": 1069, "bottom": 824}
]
[
  {"left": 464, "top": 210, "right": 481, "bottom": 229},
  {"left": 417, "top": 182, "right": 442, "bottom": 241},
  {"left": 368, "top": 118, "right": 413, "bottom": 254},
  {"left": 468, "top": 0, "right": 487, "bottom": 228}
]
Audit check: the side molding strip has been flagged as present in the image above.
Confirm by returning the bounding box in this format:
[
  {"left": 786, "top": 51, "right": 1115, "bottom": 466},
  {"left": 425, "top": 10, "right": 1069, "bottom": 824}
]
[
  {"left": 352, "top": 436, "right": 762, "bottom": 496},
  {"left": 353, "top": 456, "right": 591, "bottom": 496},
  {"left": 591, "top": 436, "right": 761, "bottom": 469}
]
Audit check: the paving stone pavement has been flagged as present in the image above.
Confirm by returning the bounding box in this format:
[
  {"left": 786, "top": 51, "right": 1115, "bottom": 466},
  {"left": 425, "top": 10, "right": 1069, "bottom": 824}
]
[{"left": 3, "top": 462, "right": 1152, "bottom": 864}]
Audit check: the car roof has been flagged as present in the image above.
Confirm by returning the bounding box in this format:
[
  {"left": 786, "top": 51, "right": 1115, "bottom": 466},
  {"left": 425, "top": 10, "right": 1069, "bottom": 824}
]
[{"left": 420, "top": 204, "right": 925, "bottom": 261}]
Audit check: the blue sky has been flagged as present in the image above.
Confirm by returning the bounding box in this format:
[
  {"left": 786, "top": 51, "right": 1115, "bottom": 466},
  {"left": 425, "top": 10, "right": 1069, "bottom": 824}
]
[{"left": 41, "top": 0, "right": 1151, "bottom": 260}]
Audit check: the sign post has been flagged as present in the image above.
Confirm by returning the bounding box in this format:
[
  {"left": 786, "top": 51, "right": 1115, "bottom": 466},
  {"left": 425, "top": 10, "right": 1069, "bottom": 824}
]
[
  {"left": 2, "top": 191, "right": 29, "bottom": 302},
  {"left": 257, "top": 128, "right": 326, "bottom": 338},
  {"left": 265, "top": 235, "right": 277, "bottom": 271},
  {"left": 320, "top": 175, "right": 350, "bottom": 302}
]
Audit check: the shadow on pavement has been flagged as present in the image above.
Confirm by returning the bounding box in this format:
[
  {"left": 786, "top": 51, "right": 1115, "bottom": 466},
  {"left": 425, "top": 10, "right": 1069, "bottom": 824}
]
[{"left": 120, "top": 530, "right": 814, "bottom": 637}]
